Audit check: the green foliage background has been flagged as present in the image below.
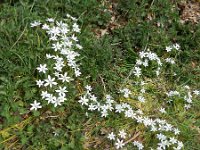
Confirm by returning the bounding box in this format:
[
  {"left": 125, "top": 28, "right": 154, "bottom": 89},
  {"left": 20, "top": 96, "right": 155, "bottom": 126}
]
[{"left": 0, "top": 0, "right": 199, "bottom": 149}]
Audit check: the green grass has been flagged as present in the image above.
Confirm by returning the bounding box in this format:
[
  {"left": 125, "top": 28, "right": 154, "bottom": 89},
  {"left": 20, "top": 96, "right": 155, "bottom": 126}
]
[{"left": 0, "top": 0, "right": 200, "bottom": 149}]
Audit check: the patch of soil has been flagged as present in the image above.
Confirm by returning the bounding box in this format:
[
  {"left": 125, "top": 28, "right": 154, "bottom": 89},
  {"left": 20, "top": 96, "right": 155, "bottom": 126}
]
[
  {"left": 178, "top": 0, "right": 200, "bottom": 24},
  {"left": 93, "top": 0, "right": 127, "bottom": 38}
]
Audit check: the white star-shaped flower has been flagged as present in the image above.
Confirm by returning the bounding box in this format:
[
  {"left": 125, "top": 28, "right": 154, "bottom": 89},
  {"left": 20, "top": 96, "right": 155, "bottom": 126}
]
[
  {"left": 169, "top": 137, "right": 177, "bottom": 144},
  {"left": 30, "top": 21, "right": 41, "bottom": 27},
  {"left": 52, "top": 42, "right": 62, "bottom": 52},
  {"left": 76, "top": 44, "right": 83, "bottom": 49},
  {"left": 173, "top": 43, "right": 180, "bottom": 50},
  {"left": 120, "top": 88, "right": 131, "bottom": 98},
  {"left": 42, "top": 23, "right": 49, "bottom": 30},
  {"left": 37, "top": 64, "right": 48, "bottom": 73},
  {"left": 78, "top": 96, "right": 89, "bottom": 106},
  {"left": 36, "top": 80, "right": 44, "bottom": 87},
  {"left": 46, "top": 18, "right": 54, "bottom": 22},
  {"left": 159, "top": 107, "right": 166, "bottom": 114},
  {"left": 30, "top": 100, "right": 42, "bottom": 111},
  {"left": 85, "top": 85, "right": 92, "bottom": 91},
  {"left": 165, "top": 46, "right": 172, "bottom": 52},
  {"left": 193, "top": 90, "right": 199, "bottom": 95},
  {"left": 118, "top": 129, "right": 127, "bottom": 139},
  {"left": 138, "top": 95, "right": 145, "bottom": 103},
  {"left": 52, "top": 97, "right": 62, "bottom": 107},
  {"left": 75, "top": 69, "right": 81, "bottom": 77},
  {"left": 115, "top": 139, "right": 125, "bottom": 149},
  {"left": 45, "top": 94, "right": 56, "bottom": 104},
  {"left": 115, "top": 104, "right": 124, "bottom": 113},
  {"left": 107, "top": 132, "right": 115, "bottom": 140},
  {"left": 156, "top": 133, "right": 166, "bottom": 141},
  {"left": 101, "top": 110, "right": 108, "bottom": 117},
  {"left": 55, "top": 86, "right": 68, "bottom": 97},
  {"left": 72, "top": 23, "right": 80, "bottom": 33},
  {"left": 90, "top": 95, "right": 97, "bottom": 102},
  {"left": 88, "top": 103, "right": 97, "bottom": 111},
  {"left": 59, "top": 72, "right": 73, "bottom": 83},
  {"left": 174, "top": 128, "right": 180, "bottom": 135},
  {"left": 41, "top": 91, "right": 50, "bottom": 99},
  {"left": 133, "top": 141, "right": 144, "bottom": 150},
  {"left": 44, "top": 75, "right": 57, "bottom": 88},
  {"left": 139, "top": 51, "right": 146, "bottom": 58}
]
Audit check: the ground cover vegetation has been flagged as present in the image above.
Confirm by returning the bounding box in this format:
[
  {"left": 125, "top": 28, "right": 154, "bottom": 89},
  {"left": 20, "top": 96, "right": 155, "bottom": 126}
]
[{"left": 0, "top": 0, "right": 200, "bottom": 149}]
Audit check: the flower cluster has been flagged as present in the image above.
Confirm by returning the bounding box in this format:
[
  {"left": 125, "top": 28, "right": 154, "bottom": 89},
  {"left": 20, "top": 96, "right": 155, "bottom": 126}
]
[
  {"left": 107, "top": 130, "right": 126, "bottom": 149},
  {"left": 79, "top": 84, "right": 183, "bottom": 149},
  {"left": 120, "top": 88, "right": 131, "bottom": 98},
  {"left": 76, "top": 44, "right": 187, "bottom": 149},
  {"left": 133, "top": 44, "right": 181, "bottom": 80},
  {"left": 166, "top": 86, "right": 199, "bottom": 109},
  {"left": 134, "top": 49, "right": 162, "bottom": 77},
  {"left": 164, "top": 44, "right": 181, "bottom": 65},
  {"left": 30, "top": 15, "right": 200, "bottom": 149},
  {"left": 30, "top": 15, "right": 82, "bottom": 110},
  {"left": 107, "top": 130, "right": 144, "bottom": 150},
  {"left": 165, "top": 43, "right": 180, "bottom": 53},
  {"left": 79, "top": 85, "right": 115, "bottom": 118},
  {"left": 133, "top": 141, "right": 144, "bottom": 150},
  {"left": 156, "top": 133, "right": 183, "bottom": 150}
]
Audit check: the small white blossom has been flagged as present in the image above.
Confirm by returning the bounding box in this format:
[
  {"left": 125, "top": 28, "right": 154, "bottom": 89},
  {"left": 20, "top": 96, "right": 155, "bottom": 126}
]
[
  {"left": 44, "top": 75, "right": 57, "bottom": 87},
  {"left": 166, "top": 91, "right": 180, "bottom": 97},
  {"left": 139, "top": 51, "right": 146, "bottom": 58},
  {"left": 46, "top": 18, "right": 54, "bottom": 22},
  {"left": 30, "top": 21, "right": 41, "bottom": 27},
  {"left": 78, "top": 96, "right": 89, "bottom": 106},
  {"left": 165, "top": 46, "right": 172, "bottom": 52},
  {"left": 36, "top": 80, "right": 44, "bottom": 87},
  {"left": 76, "top": 44, "right": 83, "bottom": 49},
  {"left": 41, "top": 91, "right": 50, "bottom": 99},
  {"left": 118, "top": 129, "right": 127, "bottom": 139},
  {"left": 107, "top": 132, "right": 115, "bottom": 140},
  {"left": 42, "top": 23, "right": 49, "bottom": 30},
  {"left": 169, "top": 137, "right": 177, "bottom": 144},
  {"left": 143, "top": 59, "right": 149, "bottom": 67},
  {"left": 37, "top": 64, "right": 48, "bottom": 73},
  {"left": 159, "top": 107, "right": 166, "bottom": 114},
  {"left": 101, "top": 110, "right": 108, "bottom": 117},
  {"left": 90, "top": 95, "right": 97, "bottom": 102},
  {"left": 133, "top": 67, "right": 142, "bottom": 77},
  {"left": 138, "top": 95, "right": 145, "bottom": 102},
  {"left": 59, "top": 72, "right": 73, "bottom": 83},
  {"left": 165, "top": 58, "right": 175, "bottom": 64},
  {"left": 140, "top": 88, "right": 146, "bottom": 93},
  {"left": 52, "top": 42, "right": 62, "bottom": 51},
  {"left": 115, "top": 139, "right": 125, "bottom": 149},
  {"left": 85, "top": 85, "right": 92, "bottom": 91},
  {"left": 45, "top": 94, "right": 56, "bottom": 104},
  {"left": 173, "top": 43, "right": 180, "bottom": 50},
  {"left": 72, "top": 23, "right": 80, "bottom": 32},
  {"left": 184, "top": 104, "right": 191, "bottom": 109},
  {"left": 174, "top": 128, "right": 180, "bottom": 135},
  {"left": 136, "top": 59, "right": 143, "bottom": 65},
  {"left": 133, "top": 141, "right": 144, "bottom": 150},
  {"left": 55, "top": 86, "right": 68, "bottom": 97},
  {"left": 75, "top": 69, "right": 81, "bottom": 77},
  {"left": 30, "top": 100, "right": 42, "bottom": 111},
  {"left": 156, "top": 133, "right": 166, "bottom": 141},
  {"left": 52, "top": 97, "right": 62, "bottom": 107},
  {"left": 193, "top": 90, "right": 199, "bottom": 95},
  {"left": 120, "top": 88, "right": 131, "bottom": 98},
  {"left": 158, "top": 140, "right": 170, "bottom": 149},
  {"left": 115, "top": 104, "right": 124, "bottom": 113},
  {"left": 88, "top": 104, "right": 97, "bottom": 111}
]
